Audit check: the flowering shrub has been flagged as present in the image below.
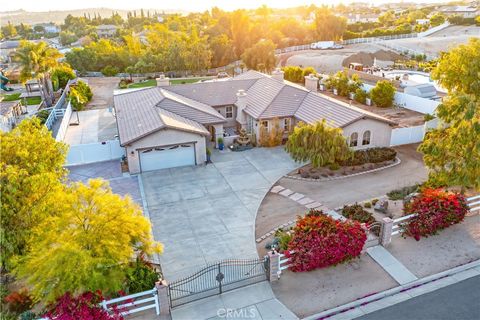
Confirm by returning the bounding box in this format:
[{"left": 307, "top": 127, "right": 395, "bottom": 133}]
[
  {"left": 403, "top": 189, "right": 468, "bottom": 241},
  {"left": 3, "top": 289, "right": 33, "bottom": 314},
  {"left": 45, "top": 291, "right": 124, "bottom": 320},
  {"left": 286, "top": 210, "right": 367, "bottom": 272},
  {"left": 341, "top": 203, "right": 375, "bottom": 224}
]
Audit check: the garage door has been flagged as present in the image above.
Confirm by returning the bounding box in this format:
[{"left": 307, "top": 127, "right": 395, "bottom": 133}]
[{"left": 139, "top": 144, "right": 195, "bottom": 172}]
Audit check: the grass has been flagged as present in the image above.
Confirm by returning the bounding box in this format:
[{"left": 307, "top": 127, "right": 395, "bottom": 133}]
[
  {"left": 0, "top": 93, "right": 42, "bottom": 105},
  {"left": 126, "top": 77, "right": 208, "bottom": 88}
]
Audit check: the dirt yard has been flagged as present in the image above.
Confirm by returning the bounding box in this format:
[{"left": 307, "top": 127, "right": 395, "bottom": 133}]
[{"left": 84, "top": 77, "right": 121, "bottom": 109}]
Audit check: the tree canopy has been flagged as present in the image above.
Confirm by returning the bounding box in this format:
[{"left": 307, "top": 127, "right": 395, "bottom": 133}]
[
  {"left": 419, "top": 38, "right": 480, "bottom": 190},
  {"left": 241, "top": 39, "right": 276, "bottom": 73},
  {"left": 285, "top": 120, "right": 352, "bottom": 168},
  {"left": 16, "top": 179, "right": 163, "bottom": 302}
]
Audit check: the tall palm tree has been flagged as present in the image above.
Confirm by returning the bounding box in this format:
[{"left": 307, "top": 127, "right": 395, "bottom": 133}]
[{"left": 15, "top": 41, "right": 62, "bottom": 107}]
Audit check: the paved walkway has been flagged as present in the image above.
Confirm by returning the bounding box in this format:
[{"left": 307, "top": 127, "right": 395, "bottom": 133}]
[
  {"left": 367, "top": 246, "right": 418, "bottom": 285},
  {"left": 141, "top": 147, "right": 299, "bottom": 280},
  {"left": 172, "top": 282, "right": 298, "bottom": 320}
]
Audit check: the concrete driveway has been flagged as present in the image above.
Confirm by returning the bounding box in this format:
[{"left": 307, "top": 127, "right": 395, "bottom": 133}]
[{"left": 141, "top": 147, "right": 298, "bottom": 280}]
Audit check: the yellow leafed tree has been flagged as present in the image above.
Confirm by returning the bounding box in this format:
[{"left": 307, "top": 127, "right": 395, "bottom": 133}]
[{"left": 16, "top": 179, "right": 163, "bottom": 302}]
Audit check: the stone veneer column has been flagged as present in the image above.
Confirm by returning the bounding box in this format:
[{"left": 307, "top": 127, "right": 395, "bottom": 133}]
[
  {"left": 155, "top": 280, "right": 170, "bottom": 316},
  {"left": 267, "top": 251, "right": 281, "bottom": 282},
  {"left": 380, "top": 217, "right": 394, "bottom": 247}
]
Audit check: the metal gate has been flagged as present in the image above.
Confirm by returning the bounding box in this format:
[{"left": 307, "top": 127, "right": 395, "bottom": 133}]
[{"left": 168, "top": 258, "right": 268, "bottom": 308}]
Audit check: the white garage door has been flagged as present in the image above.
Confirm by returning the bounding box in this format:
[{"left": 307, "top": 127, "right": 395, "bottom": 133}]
[{"left": 139, "top": 144, "right": 195, "bottom": 172}]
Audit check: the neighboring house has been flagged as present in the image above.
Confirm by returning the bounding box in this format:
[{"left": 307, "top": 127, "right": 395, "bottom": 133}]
[
  {"left": 96, "top": 25, "right": 118, "bottom": 38},
  {"left": 0, "top": 40, "right": 20, "bottom": 63},
  {"left": 416, "top": 19, "right": 430, "bottom": 25},
  {"left": 114, "top": 70, "right": 396, "bottom": 173},
  {"left": 341, "top": 13, "right": 380, "bottom": 23},
  {"left": 440, "top": 5, "right": 479, "bottom": 18},
  {"left": 404, "top": 84, "right": 437, "bottom": 99},
  {"left": 34, "top": 23, "right": 60, "bottom": 34},
  {"left": 0, "top": 99, "right": 25, "bottom": 132}
]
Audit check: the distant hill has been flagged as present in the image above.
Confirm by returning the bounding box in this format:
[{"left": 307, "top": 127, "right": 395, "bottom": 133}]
[{"left": 0, "top": 8, "right": 186, "bottom": 26}]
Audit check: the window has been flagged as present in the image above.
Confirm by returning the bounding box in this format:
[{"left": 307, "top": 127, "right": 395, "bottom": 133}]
[
  {"left": 283, "top": 118, "right": 291, "bottom": 132},
  {"left": 247, "top": 116, "right": 254, "bottom": 134},
  {"left": 362, "top": 131, "right": 371, "bottom": 145},
  {"left": 225, "top": 106, "right": 233, "bottom": 118},
  {"left": 350, "top": 132, "right": 358, "bottom": 147},
  {"left": 261, "top": 120, "right": 269, "bottom": 130}
]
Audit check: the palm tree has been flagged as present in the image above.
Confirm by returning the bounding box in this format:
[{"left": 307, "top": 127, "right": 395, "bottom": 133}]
[{"left": 15, "top": 41, "right": 62, "bottom": 107}]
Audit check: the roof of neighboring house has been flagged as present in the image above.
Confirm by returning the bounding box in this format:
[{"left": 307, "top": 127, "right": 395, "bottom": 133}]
[
  {"left": 97, "top": 24, "right": 118, "bottom": 30},
  {"left": 0, "top": 100, "right": 20, "bottom": 116},
  {"left": 0, "top": 41, "right": 20, "bottom": 50}
]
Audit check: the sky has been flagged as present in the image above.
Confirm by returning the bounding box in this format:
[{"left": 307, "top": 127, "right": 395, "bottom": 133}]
[{"left": 1, "top": 0, "right": 447, "bottom": 13}]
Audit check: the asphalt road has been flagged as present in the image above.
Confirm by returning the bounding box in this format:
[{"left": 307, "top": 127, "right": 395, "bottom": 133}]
[{"left": 358, "top": 275, "right": 480, "bottom": 320}]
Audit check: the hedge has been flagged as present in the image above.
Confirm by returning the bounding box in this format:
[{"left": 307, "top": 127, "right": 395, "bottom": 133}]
[{"left": 338, "top": 147, "right": 397, "bottom": 166}]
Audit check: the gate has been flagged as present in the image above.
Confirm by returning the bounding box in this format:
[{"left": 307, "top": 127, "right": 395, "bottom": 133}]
[{"left": 168, "top": 258, "right": 268, "bottom": 308}]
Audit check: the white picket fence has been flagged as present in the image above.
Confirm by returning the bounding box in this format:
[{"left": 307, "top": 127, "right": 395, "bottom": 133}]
[
  {"left": 101, "top": 288, "right": 159, "bottom": 316},
  {"left": 54, "top": 101, "right": 72, "bottom": 142},
  {"left": 66, "top": 139, "right": 125, "bottom": 166}
]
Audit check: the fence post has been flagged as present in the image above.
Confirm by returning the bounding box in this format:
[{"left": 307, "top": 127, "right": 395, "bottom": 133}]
[
  {"left": 380, "top": 217, "right": 394, "bottom": 247},
  {"left": 155, "top": 280, "right": 170, "bottom": 316},
  {"left": 267, "top": 250, "right": 281, "bottom": 282}
]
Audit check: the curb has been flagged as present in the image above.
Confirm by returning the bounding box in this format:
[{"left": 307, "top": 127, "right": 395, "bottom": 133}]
[
  {"left": 284, "top": 157, "right": 401, "bottom": 183},
  {"left": 302, "top": 259, "right": 480, "bottom": 320}
]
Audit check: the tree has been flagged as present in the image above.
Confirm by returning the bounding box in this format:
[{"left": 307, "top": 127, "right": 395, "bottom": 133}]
[
  {"left": 16, "top": 179, "right": 163, "bottom": 302},
  {"left": 230, "top": 10, "right": 251, "bottom": 58},
  {"left": 59, "top": 31, "right": 78, "bottom": 46},
  {"left": 430, "top": 13, "right": 446, "bottom": 27},
  {"left": 419, "top": 38, "right": 480, "bottom": 190},
  {"left": 370, "top": 80, "right": 396, "bottom": 108},
  {"left": 0, "top": 118, "right": 68, "bottom": 268},
  {"left": 314, "top": 7, "right": 347, "bottom": 41},
  {"left": 15, "top": 41, "right": 63, "bottom": 106},
  {"left": 241, "top": 39, "right": 276, "bottom": 72},
  {"left": 1, "top": 22, "right": 17, "bottom": 38},
  {"left": 285, "top": 120, "right": 352, "bottom": 168}
]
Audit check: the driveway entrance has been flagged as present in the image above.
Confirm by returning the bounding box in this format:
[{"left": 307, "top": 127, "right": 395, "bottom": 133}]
[{"left": 141, "top": 147, "right": 298, "bottom": 281}]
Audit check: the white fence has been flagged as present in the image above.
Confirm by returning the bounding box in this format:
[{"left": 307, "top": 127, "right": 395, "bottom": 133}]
[
  {"left": 55, "top": 101, "right": 72, "bottom": 141},
  {"left": 101, "top": 288, "right": 159, "bottom": 316},
  {"left": 390, "top": 125, "right": 425, "bottom": 146},
  {"left": 66, "top": 139, "right": 125, "bottom": 166},
  {"left": 362, "top": 83, "right": 440, "bottom": 115},
  {"left": 467, "top": 195, "right": 480, "bottom": 214}
]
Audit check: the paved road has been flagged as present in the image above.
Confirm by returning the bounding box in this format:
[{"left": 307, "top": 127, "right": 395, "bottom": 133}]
[{"left": 358, "top": 275, "right": 480, "bottom": 320}]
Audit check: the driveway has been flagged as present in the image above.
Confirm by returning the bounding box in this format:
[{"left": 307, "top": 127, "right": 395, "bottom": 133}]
[
  {"left": 85, "top": 77, "right": 120, "bottom": 109},
  {"left": 141, "top": 147, "right": 299, "bottom": 280}
]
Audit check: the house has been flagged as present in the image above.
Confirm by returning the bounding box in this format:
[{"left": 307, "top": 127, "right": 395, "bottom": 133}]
[
  {"left": 404, "top": 84, "right": 437, "bottom": 99},
  {"left": 34, "top": 23, "right": 60, "bottom": 34},
  {"left": 0, "top": 99, "right": 25, "bottom": 132},
  {"left": 114, "top": 70, "right": 396, "bottom": 173},
  {"left": 0, "top": 40, "right": 20, "bottom": 63},
  {"left": 96, "top": 25, "right": 118, "bottom": 38},
  {"left": 341, "top": 13, "right": 380, "bottom": 23},
  {"left": 440, "top": 5, "right": 479, "bottom": 18}
]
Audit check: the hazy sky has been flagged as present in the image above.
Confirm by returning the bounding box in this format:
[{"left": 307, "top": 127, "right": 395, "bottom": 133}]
[{"left": 1, "top": 0, "right": 446, "bottom": 13}]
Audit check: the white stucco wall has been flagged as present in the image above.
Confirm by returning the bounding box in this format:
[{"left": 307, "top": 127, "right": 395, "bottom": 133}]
[
  {"left": 342, "top": 118, "right": 393, "bottom": 149},
  {"left": 125, "top": 128, "right": 207, "bottom": 173}
]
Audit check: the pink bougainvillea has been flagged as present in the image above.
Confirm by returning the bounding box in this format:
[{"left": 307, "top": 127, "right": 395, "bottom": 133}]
[
  {"left": 286, "top": 210, "right": 367, "bottom": 272},
  {"left": 403, "top": 189, "right": 468, "bottom": 241}
]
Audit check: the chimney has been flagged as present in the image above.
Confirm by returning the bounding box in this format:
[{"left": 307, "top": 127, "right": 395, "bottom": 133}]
[
  {"left": 156, "top": 74, "right": 170, "bottom": 86},
  {"left": 271, "top": 68, "right": 284, "bottom": 82},
  {"left": 235, "top": 89, "right": 248, "bottom": 127},
  {"left": 305, "top": 73, "right": 319, "bottom": 92}
]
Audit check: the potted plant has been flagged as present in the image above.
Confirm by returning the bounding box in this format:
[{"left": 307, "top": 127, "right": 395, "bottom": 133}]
[
  {"left": 217, "top": 137, "right": 224, "bottom": 150},
  {"left": 206, "top": 148, "right": 211, "bottom": 163}
]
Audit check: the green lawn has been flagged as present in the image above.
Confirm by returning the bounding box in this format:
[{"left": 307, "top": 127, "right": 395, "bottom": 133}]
[
  {"left": 126, "top": 77, "right": 208, "bottom": 88},
  {"left": 1, "top": 93, "right": 42, "bottom": 105}
]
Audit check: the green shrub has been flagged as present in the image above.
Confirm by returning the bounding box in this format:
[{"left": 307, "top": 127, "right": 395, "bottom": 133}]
[
  {"left": 101, "top": 65, "right": 119, "bottom": 77},
  {"left": 341, "top": 203, "right": 375, "bottom": 224},
  {"left": 371, "top": 199, "right": 379, "bottom": 205},
  {"left": 69, "top": 80, "right": 93, "bottom": 111},
  {"left": 363, "top": 202, "right": 372, "bottom": 208},
  {"left": 328, "top": 163, "right": 340, "bottom": 171},
  {"left": 354, "top": 88, "right": 368, "bottom": 104},
  {"left": 387, "top": 184, "right": 419, "bottom": 200},
  {"left": 52, "top": 66, "right": 76, "bottom": 90},
  {"left": 123, "top": 255, "right": 161, "bottom": 294},
  {"left": 36, "top": 110, "right": 51, "bottom": 124},
  {"left": 370, "top": 80, "right": 396, "bottom": 108},
  {"left": 274, "top": 228, "right": 293, "bottom": 251},
  {"left": 338, "top": 147, "right": 397, "bottom": 166}
]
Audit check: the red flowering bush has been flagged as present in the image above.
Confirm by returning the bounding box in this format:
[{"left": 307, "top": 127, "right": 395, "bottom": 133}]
[
  {"left": 403, "top": 189, "right": 468, "bottom": 241},
  {"left": 286, "top": 210, "right": 367, "bottom": 272},
  {"left": 44, "top": 291, "right": 124, "bottom": 320},
  {"left": 3, "top": 289, "right": 33, "bottom": 313}
]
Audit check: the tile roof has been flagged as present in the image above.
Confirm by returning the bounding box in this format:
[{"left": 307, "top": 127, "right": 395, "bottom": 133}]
[
  {"left": 161, "top": 79, "right": 256, "bottom": 106},
  {"left": 157, "top": 108, "right": 209, "bottom": 135},
  {"left": 243, "top": 77, "right": 285, "bottom": 118}
]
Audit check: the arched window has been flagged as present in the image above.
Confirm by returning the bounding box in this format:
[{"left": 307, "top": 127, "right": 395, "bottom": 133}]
[
  {"left": 362, "top": 131, "right": 371, "bottom": 145},
  {"left": 350, "top": 132, "right": 358, "bottom": 147}
]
